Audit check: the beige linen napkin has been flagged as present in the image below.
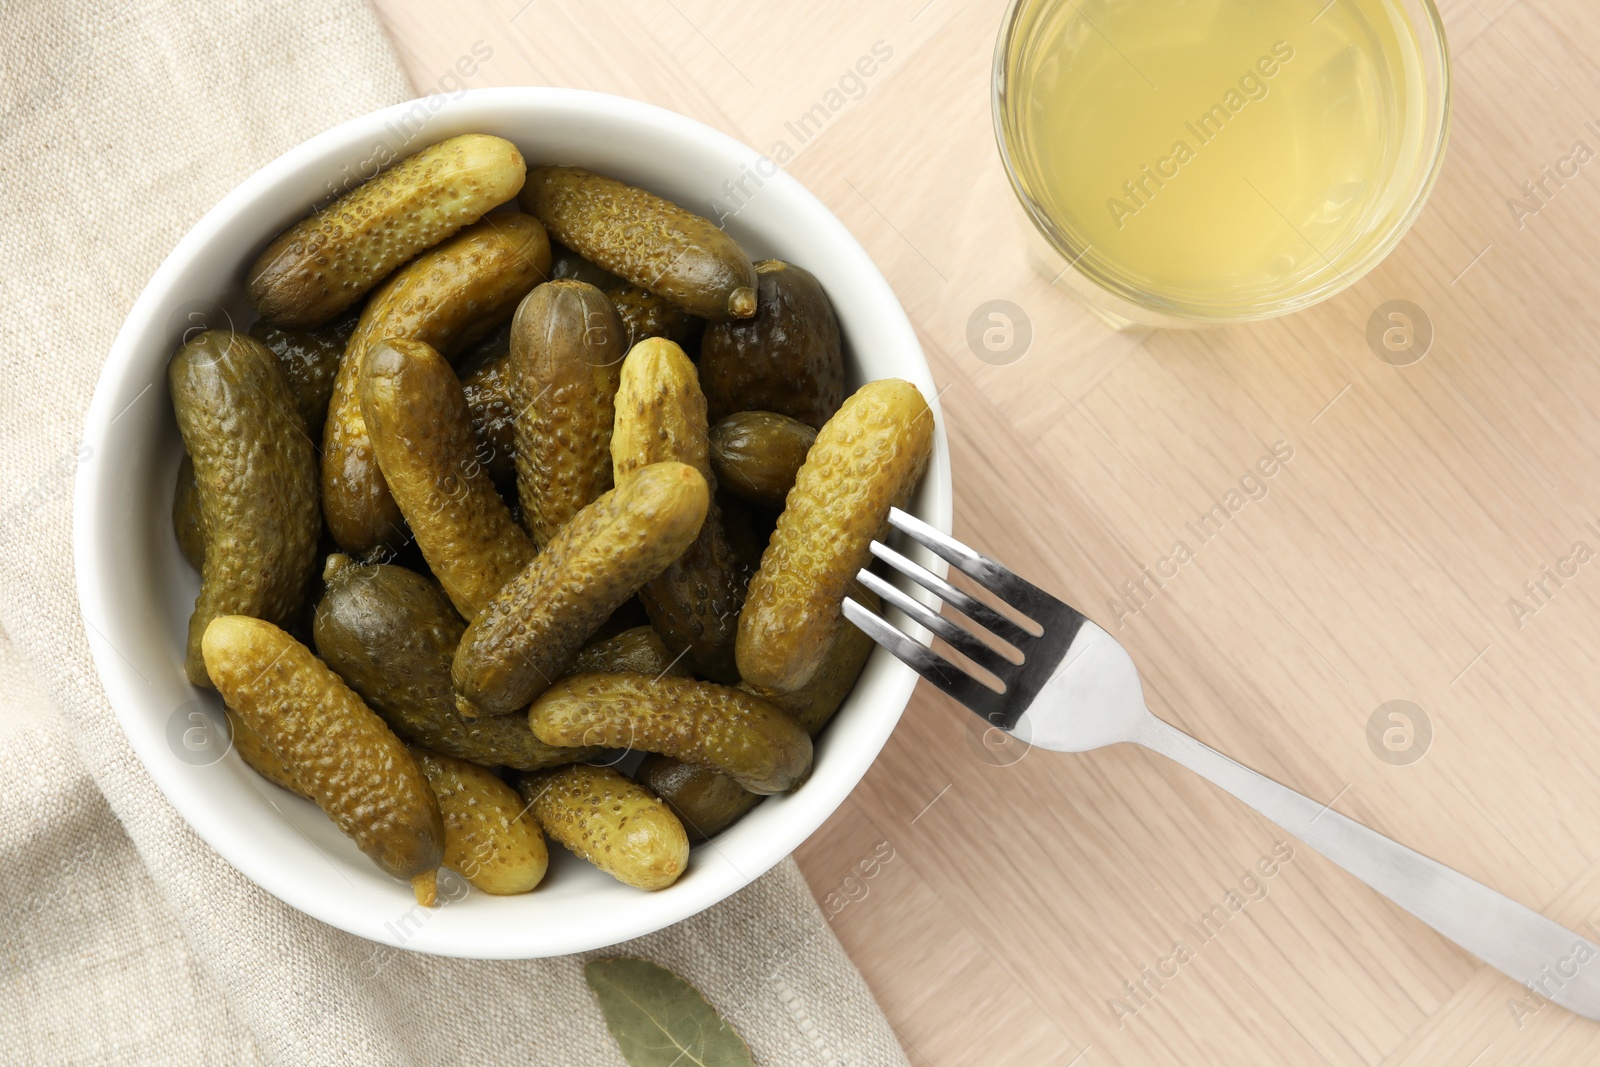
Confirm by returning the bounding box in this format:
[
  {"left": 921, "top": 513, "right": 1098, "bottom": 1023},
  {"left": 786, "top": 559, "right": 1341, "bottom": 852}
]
[{"left": 0, "top": 1, "right": 910, "bottom": 1063}]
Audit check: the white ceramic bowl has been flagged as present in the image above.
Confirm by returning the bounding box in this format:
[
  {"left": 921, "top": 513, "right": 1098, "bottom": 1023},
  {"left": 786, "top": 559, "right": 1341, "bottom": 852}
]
[{"left": 72, "top": 88, "right": 950, "bottom": 958}]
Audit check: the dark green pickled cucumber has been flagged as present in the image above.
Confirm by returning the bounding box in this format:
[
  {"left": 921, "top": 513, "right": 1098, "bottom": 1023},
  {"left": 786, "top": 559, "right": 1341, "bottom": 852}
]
[
  {"left": 203, "top": 615, "right": 444, "bottom": 904},
  {"left": 509, "top": 281, "right": 626, "bottom": 549},
  {"left": 360, "top": 337, "right": 534, "bottom": 620},
  {"left": 313, "top": 556, "right": 595, "bottom": 770},
  {"left": 521, "top": 166, "right": 756, "bottom": 321},
  {"left": 709, "top": 411, "right": 817, "bottom": 508},
  {"left": 169, "top": 330, "right": 320, "bottom": 687},
  {"left": 568, "top": 626, "right": 692, "bottom": 678},
  {"left": 452, "top": 462, "right": 710, "bottom": 717},
  {"left": 248, "top": 313, "right": 355, "bottom": 437},
  {"left": 172, "top": 315, "right": 353, "bottom": 573},
  {"left": 608, "top": 284, "right": 704, "bottom": 351},
  {"left": 529, "top": 673, "right": 812, "bottom": 794},
  {"left": 719, "top": 495, "right": 778, "bottom": 592},
  {"left": 700, "top": 260, "right": 843, "bottom": 428},
  {"left": 612, "top": 339, "right": 745, "bottom": 681},
  {"left": 516, "top": 764, "right": 688, "bottom": 890},
  {"left": 637, "top": 754, "right": 761, "bottom": 841},
  {"left": 458, "top": 324, "right": 516, "bottom": 487}
]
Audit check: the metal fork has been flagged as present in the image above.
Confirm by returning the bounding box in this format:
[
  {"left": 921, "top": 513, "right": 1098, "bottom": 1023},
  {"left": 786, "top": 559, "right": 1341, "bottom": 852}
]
[{"left": 845, "top": 507, "right": 1600, "bottom": 1020}]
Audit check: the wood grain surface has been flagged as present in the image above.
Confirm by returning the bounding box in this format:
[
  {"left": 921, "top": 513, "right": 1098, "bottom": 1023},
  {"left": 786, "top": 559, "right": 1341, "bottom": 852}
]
[{"left": 371, "top": 2, "right": 1600, "bottom": 1062}]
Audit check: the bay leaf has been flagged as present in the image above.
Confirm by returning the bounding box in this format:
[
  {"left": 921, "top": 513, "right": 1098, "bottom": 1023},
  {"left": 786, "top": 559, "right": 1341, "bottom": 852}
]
[{"left": 585, "top": 956, "right": 756, "bottom": 1067}]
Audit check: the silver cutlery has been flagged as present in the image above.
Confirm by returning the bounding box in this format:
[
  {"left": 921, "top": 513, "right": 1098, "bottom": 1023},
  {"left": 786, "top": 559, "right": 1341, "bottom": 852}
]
[{"left": 845, "top": 507, "right": 1600, "bottom": 1020}]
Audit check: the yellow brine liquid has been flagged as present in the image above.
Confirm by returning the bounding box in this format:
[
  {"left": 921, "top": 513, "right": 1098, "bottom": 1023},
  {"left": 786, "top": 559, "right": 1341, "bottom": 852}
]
[{"left": 1000, "top": 0, "right": 1438, "bottom": 318}]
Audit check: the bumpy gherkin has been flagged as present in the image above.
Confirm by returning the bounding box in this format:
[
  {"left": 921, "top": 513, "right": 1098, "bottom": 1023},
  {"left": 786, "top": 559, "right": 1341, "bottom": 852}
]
[
  {"left": 168, "top": 329, "right": 320, "bottom": 687},
  {"left": 202, "top": 615, "right": 444, "bottom": 905},
  {"left": 452, "top": 461, "right": 709, "bottom": 717},
  {"left": 520, "top": 165, "right": 756, "bottom": 321},
  {"left": 529, "top": 673, "right": 812, "bottom": 794},
  {"left": 736, "top": 379, "right": 933, "bottom": 692},
  {"left": 517, "top": 764, "right": 689, "bottom": 891},
  {"left": 612, "top": 338, "right": 745, "bottom": 682},
  {"left": 508, "top": 280, "right": 625, "bottom": 549},
  {"left": 247, "top": 134, "right": 527, "bottom": 327}
]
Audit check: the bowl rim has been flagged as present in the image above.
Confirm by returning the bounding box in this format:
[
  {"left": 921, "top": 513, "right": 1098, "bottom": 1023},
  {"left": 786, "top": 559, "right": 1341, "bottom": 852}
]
[{"left": 71, "top": 86, "right": 953, "bottom": 958}]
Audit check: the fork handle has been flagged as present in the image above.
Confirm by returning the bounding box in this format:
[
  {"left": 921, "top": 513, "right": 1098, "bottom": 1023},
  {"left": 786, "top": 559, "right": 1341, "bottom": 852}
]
[{"left": 1135, "top": 715, "right": 1600, "bottom": 1019}]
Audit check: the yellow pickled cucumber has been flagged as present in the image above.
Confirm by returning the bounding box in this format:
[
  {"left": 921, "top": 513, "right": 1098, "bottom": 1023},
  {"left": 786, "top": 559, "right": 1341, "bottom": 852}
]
[
  {"left": 202, "top": 616, "right": 444, "bottom": 904},
  {"left": 529, "top": 673, "right": 812, "bottom": 794},
  {"left": 248, "top": 134, "right": 527, "bottom": 327},
  {"left": 226, "top": 707, "right": 307, "bottom": 798},
  {"left": 452, "top": 462, "right": 709, "bottom": 716},
  {"left": 517, "top": 764, "right": 689, "bottom": 891},
  {"left": 412, "top": 749, "right": 547, "bottom": 895},
  {"left": 612, "top": 339, "right": 744, "bottom": 681},
  {"left": 737, "top": 379, "right": 933, "bottom": 691}
]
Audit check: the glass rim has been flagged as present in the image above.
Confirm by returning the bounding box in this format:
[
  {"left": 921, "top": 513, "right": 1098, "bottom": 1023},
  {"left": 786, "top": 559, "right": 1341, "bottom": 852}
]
[{"left": 990, "top": 0, "right": 1454, "bottom": 325}]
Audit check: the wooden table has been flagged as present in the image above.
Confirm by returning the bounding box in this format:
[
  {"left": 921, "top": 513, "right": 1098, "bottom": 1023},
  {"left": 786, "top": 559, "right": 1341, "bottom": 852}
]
[{"left": 372, "top": 2, "right": 1600, "bottom": 1062}]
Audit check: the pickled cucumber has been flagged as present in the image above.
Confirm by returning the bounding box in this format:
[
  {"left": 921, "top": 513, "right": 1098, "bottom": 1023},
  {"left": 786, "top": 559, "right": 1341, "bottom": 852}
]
[
  {"left": 226, "top": 707, "right": 307, "bottom": 798},
  {"left": 700, "top": 260, "right": 843, "bottom": 427},
  {"left": 636, "top": 755, "right": 760, "bottom": 841},
  {"left": 517, "top": 764, "right": 689, "bottom": 891},
  {"left": 509, "top": 281, "right": 625, "bottom": 548},
  {"left": 568, "top": 626, "right": 691, "bottom": 678},
  {"left": 202, "top": 616, "right": 444, "bottom": 904},
  {"left": 745, "top": 585, "right": 878, "bottom": 736},
  {"left": 169, "top": 330, "right": 320, "bottom": 686},
  {"left": 521, "top": 165, "right": 756, "bottom": 321},
  {"left": 737, "top": 379, "right": 933, "bottom": 691},
  {"left": 529, "top": 673, "right": 812, "bottom": 794},
  {"left": 248, "top": 134, "right": 527, "bottom": 327},
  {"left": 313, "top": 556, "right": 596, "bottom": 770},
  {"left": 612, "top": 339, "right": 744, "bottom": 681},
  {"left": 607, "top": 284, "right": 704, "bottom": 351},
  {"left": 323, "top": 213, "right": 551, "bottom": 556},
  {"left": 709, "top": 411, "right": 817, "bottom": 508},
  {"left": 453, "top": 462, "right": 709, "bottom": 717},
  {"left": 412, "top": 749, "right": 547, "bottom": 895},
  {"left": 360, "top": 337, "right": 534, "bottom": 619}
]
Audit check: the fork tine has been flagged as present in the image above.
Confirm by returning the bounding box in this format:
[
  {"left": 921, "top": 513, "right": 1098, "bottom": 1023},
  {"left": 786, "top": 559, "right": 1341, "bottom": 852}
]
[
  {"left": 843, "top": 598, "right": 1005, "bottom": 715},
  {"left": 854, "top": 569, "right": 1019, "bottom": 681},
  {"left": 868, "top": 540, "right": 1038, "bottom": 646},
  {"left": 886, "top": 508, "right": 1063, "bottom": 623}
]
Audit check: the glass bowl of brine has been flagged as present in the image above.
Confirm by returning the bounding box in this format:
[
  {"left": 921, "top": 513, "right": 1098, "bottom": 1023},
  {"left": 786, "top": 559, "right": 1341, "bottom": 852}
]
[{"left": 993, "top": 0, "right": 1451, "bottom": 327}]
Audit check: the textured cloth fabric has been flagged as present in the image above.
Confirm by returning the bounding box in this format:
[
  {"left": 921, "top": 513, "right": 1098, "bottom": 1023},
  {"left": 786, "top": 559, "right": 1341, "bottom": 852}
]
[{"left": 0, "top": 1, "right": 910, "bottom": 1064}]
